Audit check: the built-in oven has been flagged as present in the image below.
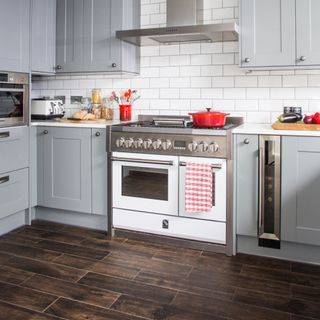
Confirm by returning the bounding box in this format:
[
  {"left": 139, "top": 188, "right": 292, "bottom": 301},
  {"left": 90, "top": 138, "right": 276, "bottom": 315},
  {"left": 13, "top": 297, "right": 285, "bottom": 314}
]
[
  {"left": 0, "top": 72, "right": 29, "bottom": 128},
  {"left": 112, "top": 152, "right": 179, "bottom": 215}
]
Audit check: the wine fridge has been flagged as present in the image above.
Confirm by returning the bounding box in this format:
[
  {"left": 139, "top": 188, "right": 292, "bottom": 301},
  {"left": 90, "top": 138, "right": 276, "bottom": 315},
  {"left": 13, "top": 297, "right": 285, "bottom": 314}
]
[{"left": 258, "top": 135, "right": 281, "bottom": 249}]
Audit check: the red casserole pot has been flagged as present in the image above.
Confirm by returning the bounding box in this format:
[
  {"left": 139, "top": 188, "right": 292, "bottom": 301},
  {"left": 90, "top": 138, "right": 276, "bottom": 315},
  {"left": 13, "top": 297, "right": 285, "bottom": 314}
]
[{"left": 189, "top": 108, "right": 230, "bottom": 128}]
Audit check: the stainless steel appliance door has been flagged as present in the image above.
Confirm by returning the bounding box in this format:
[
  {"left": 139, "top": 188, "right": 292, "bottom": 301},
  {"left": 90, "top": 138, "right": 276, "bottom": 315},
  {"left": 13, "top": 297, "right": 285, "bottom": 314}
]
[
  {"left": 0, "top": 86, "right": 28, "bottom": 127},
  {"left": 179, "top": 156, "right": 227, "bottom": 222},
  {"left": 258, "top": 135, "right": 281, "bottom": 248},
  {"left": 112, "top": 152, "right": 179, "bottom": 215}
]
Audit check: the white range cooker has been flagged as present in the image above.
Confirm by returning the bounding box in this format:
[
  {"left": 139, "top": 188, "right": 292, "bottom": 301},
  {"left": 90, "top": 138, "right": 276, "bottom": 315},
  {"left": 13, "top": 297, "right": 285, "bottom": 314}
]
[{"left": 107, "top": 115, "right": 243, "bottom": 255}]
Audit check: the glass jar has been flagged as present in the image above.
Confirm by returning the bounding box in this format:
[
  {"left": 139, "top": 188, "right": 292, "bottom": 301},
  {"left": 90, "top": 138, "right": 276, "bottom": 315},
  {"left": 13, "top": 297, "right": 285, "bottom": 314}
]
[
  {"left": 91, "top": 89, "right": 101, "bottom": 105},
  {"left": 92, "top": 104, "right": 101, "bottom": 119}
]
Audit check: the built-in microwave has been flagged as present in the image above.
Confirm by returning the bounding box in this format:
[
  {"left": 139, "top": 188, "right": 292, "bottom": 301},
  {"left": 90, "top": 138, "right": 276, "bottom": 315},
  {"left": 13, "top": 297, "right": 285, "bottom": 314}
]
[{"left": 0, "top": 72, "right": 29, "bottom": 128}]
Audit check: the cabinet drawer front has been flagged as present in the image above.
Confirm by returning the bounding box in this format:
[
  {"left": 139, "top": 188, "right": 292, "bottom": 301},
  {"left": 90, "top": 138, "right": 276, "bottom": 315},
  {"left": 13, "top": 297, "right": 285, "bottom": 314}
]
[
  {"left": 0, "top": 127, "right": 28, "bottom": 174},
  {"left": 0, "top": 168, "right": 28, "bottom": 219},
  {"left": 113, "top": 208, "right": 226, "bottom": 244}
]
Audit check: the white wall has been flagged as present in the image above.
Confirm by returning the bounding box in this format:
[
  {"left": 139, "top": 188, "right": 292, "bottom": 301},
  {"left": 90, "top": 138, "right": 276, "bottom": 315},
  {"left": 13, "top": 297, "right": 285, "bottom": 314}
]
[{"left": 32, "top": 0, "right": 320, "bottom": 123}]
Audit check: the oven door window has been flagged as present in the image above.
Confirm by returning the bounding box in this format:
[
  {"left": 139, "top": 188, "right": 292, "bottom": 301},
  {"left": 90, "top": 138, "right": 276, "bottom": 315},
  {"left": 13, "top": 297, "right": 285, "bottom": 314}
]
[
  {"left": 122, "top": 166, "right": 168, "bottom": 201},
  {"left": 0, "top": 85, "right": 24, "bottom": 118}
]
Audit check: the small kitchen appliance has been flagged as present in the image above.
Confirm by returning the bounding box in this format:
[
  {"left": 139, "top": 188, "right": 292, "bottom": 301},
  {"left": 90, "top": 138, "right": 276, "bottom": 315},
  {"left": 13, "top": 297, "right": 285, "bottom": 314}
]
[
  {"left": 107, "top": 114, "right": 243, "bottom": 255},
  {"left": 31, "top": 98, "right": 65, "bottom": 120}
]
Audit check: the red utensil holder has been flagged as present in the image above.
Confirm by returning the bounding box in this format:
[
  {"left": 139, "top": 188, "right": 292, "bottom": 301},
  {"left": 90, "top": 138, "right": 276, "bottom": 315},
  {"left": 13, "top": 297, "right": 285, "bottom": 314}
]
[{"left": 120, "top": 104, "right": 132, "bottom": 121}]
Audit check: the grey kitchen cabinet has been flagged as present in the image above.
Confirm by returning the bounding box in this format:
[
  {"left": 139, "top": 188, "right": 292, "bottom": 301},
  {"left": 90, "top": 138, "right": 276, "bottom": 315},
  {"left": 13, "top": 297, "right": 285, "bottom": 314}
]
[
  {"left": 281, "top": 137, "right": 320, "bottom": 246},
  {"left": 92, "top": 129, "right": 108, "bottom": 215},
  {"left": 37, "top": 126, "right": 107, "bottom": 216},
  {"left": 0, "top": 0, "right": 30, "bottom": 72},
  {"left": 235, "top": 134, "right": 259, "bottom": 237},
  {"left": 0, "top": 168, "right": 29, "bottom": 220},
  {"left": 39, "top": 127, "right": 92, "bottom": 213},
  {"left": 0, "top": 127, "right": 29, "bottom": 175},
  {"left": 31, "top": 0, "right": 56, "bottom": 74},
  {"left": 56, "top": 0, "right": 140, "bottom": 74},
  {"left": 296, "top": 0, "right": 320, "bottom": 66},
  {"left": 240, "top": 0, "right": 296, "bottom": 68}
]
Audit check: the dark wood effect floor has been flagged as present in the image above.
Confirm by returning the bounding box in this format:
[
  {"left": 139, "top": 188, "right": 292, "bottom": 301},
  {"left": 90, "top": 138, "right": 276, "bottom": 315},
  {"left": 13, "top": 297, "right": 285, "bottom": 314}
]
[{"left": 0, "top": 221, "right": 319, "bottom": 320}]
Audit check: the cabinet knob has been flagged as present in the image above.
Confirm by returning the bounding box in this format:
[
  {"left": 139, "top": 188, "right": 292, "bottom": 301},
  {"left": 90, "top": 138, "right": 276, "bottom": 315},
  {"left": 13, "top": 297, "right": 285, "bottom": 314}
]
[
  {"left": 43, "top": 130, "right": 48, "bottom": 135},
  {"left": 244, "top": 138, "right": 250, "bottom": 144},
  {"left": 244, "top": 57, "right": 251, "bottom": 63},
  {"left": 95, "top": 132, "right": 101, "bottom": 137},
  {"left": 56, "top": 65, "right": 62, "bottom": 70},
  {"left": 299, "top": 56, "right": 306, "bottom": 62},
  {"left": 111, "top": 63, "right": 117, "bottom": 68}
]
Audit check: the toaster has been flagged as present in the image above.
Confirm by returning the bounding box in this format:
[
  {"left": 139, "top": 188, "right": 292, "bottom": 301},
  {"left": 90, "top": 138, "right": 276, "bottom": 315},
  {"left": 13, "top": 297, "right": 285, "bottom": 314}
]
[{"left": 31, "top": 99, "right": 65, "bottom": 120}]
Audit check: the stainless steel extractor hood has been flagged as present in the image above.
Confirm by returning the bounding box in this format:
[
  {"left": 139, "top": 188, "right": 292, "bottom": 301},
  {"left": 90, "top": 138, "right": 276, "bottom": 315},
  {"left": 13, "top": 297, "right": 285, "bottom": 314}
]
[{"left": 116, "top": 0, "right": 239, "bottom": 46}]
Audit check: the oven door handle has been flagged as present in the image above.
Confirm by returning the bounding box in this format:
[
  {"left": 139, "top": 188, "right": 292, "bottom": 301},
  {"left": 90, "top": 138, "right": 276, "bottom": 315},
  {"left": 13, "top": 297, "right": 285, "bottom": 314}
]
[
  {"left": 0, "top": 131, "right": 10, "bottom": 139},
  {"left": 179, "top": 161, "right": 222, "bottom": 170},
  {"left": 111, "top": 156, "right": 174, "bottom": 166},
  {"left": 0, "top": 88, "right": 25, "bottom": 92}
]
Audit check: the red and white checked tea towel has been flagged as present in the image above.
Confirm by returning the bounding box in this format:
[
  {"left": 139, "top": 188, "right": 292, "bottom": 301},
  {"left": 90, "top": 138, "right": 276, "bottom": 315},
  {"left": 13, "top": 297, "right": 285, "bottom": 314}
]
[{"left": 185, "top": 162, "right": 213, "bottom": 213}]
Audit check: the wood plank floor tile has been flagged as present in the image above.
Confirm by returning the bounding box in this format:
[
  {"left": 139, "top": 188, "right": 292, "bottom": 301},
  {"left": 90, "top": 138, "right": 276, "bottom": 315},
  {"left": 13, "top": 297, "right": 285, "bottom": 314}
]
[
  {"left": 0, "top": 266, "right": 34, "bottom": 285},
  {"left": 4, "top": 256, "right": 86, "bottom": 282},
  {"left": 234, "top": 288, "right": 320, "bottom": 319},
  {"left": 46, "top": 297, "right": 144, "bottom": 320},
  {"left": 291, "top": 262, "right": 320, "bottom": 278},
  {"left": 111, "top": 294, "right": 229, "bottom": 320},
  {"left": 172, "top": 292, "right": 291, "bottom": 320},
  {"left": 0, "top": 281, "right": 57, "bottom": 312},
  {"left": 0, "top": 241, "right": 61, "bottom": 262},
  {"left": 15, "top": 227, "right": 84, "bottom": 245},
  {"left": 134, "top": 270, "right": 235, "bottom": 299},
  {"left": 0, "top": 251, "right": 12, "bottom": 264},
  {"left": 189, "top": 268, "right": 291, "bottom": 296},
  {"left": 52, "top": 254, "right": 98, "bottom": 270},
  {"left": 79, "top": 272, "right": 177, "bottom": 304},
  {"left": 0, "top": 300, "right": 63, "bottom": 320},
  {"left": 23, "top": 274, "right": 119, "bottom": 309},
  {"left": 58, "top": 225, "right": 109, "bottom": 240},
  {"left": 291, "top": 284, "right": 320, "bottom": 303},
  {"left": 36, "top": 240, "right": 109, "bottom": 260},
  {"left": 88, "top": 260, "right": 141, "bottom": 280}
]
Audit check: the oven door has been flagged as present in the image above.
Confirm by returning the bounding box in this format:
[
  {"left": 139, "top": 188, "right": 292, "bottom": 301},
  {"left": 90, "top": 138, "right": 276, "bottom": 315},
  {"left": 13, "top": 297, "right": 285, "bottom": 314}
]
[
  {"left": 112, "top": 152, "right": 179, "bottom": 216},
  {"left": 179, "top": 156, "right": 227, "bottom": 222},
  {"left": 0, "top": 85, "right": 28, "bottom": 127}
]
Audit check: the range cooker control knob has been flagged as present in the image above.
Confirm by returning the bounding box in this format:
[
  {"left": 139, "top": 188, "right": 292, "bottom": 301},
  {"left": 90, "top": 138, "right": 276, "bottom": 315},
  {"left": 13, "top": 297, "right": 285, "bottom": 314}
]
[
  {"left": 162, "top": 139, "right": 172, "bottom": 151},
  {"left": 188, "top": 141, "right": 198, "bottom": 152},
  {"left": 124, "top": 138, "right": 134, "bottom": 148},
  {"left": 143, "top": 139, "right": 152, "bottom": 149},
  {"left": 152, "top": 139, "right": 162, "bottom": 150},
  {"left": 209, "top": 143, "right": 219, "bottom": 153},
  {"left": 116, "top": 137, "right": 125, "bottom": 148},
  {"left": 198, "top": 142, "right": 209, "bottom": 152},
  {"left": 134, "top": 138, "right": 143, "bottom": 148}
]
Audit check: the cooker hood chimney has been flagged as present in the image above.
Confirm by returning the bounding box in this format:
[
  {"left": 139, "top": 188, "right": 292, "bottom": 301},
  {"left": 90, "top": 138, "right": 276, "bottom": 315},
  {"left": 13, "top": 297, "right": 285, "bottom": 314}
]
[{"left": 116, "top": 0, "right": 239, "bottom": 46}]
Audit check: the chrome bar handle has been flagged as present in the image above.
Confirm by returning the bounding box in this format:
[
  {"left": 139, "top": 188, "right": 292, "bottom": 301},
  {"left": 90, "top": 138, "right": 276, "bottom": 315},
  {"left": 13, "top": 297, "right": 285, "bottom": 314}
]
[
  {"left": 179, "top": 161, "right": 222, "bottom": 170},
  {"left": 111, "top": 156, "right": 174, "bottom": 166},
  {"left": 0, "top": 176, "right": 9, "bottom": 184},
  {"left": 0, "top": 131, "right": 10, "bottom": 139},
  {"left": 258, "top": 147, "right": 265, "bottom": 236}
]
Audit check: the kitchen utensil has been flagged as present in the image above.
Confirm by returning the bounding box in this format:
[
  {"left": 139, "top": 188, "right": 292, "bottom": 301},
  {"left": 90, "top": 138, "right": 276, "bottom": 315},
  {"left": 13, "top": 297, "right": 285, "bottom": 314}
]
[
  {"left": 120, "top": 104, "right": 132, "bottom": 121},
  {"left": 189, "top": 108, "right": 230, "bottom": 128}
]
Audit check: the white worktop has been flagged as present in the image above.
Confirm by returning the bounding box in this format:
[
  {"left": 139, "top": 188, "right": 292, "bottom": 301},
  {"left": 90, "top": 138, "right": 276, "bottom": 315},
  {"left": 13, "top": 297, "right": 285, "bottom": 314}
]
[
  {"left": 31, "top": 119, "right": 123, "bottom": 129},
  {"left": 233, "top": 123, "right": 320, "bottom": 137}
]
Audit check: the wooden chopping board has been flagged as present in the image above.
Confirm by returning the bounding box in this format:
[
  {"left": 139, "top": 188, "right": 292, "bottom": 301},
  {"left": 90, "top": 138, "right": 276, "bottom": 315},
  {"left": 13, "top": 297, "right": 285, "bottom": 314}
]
[
  {"left": 55, "top": 118, "right": 108, "bottom": 124},
  {"left": 272, "top": 121, "right": 320, "bottom": 131}
]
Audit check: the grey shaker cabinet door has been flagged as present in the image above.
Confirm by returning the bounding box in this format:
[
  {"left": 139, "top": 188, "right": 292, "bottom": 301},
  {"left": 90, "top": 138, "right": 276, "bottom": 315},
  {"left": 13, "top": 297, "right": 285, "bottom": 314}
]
[
  {"left": 42, "top": 127, "right": 92, "bottom": 213},
  {"left": 92, "top": 129, "right": 107, "bottom": 215},
  {"left": 56, "top": 0, "right": 84, "bottom": 73},
  {"left": 31, "top": 0, "right": 56, "bottom": 74},
  {"left": 236, "top": 134, "right": 259, "bottom": 237},
  {"left": 296, "top": 0, "right": 320, "bottom": 66},
  {"left": 0, "top": 0, "right": 30, "bottom": 72},
  {"left": 240, "top": 0, "right": 296, "bottom": 67},
  {"left": 282, "top": 137, "right": 320, "bottom": 246}
]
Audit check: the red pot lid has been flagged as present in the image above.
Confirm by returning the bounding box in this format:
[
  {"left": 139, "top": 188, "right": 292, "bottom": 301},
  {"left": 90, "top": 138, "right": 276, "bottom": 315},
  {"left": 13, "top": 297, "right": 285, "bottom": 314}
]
[{"left": 189, "top": 108, "right": 230, "bottom": 116}]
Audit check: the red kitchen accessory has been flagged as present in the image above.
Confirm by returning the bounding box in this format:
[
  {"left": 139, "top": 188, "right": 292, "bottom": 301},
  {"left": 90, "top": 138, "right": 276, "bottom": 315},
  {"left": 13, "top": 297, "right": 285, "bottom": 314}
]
[
  {"left": 189, "top": 108, "right": 230, "bottom": 128},
  {"left": 120, "top": 104, "right": 132, "bottom": 121}
]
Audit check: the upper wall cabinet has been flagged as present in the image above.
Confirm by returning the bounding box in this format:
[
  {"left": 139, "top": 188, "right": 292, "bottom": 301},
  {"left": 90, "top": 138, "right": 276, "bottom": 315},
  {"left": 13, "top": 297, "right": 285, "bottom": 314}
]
[
  {"left": 0, "top": 0, "right": 30, "bottom": 73},
  {"left": 31, "top": 0, "right": 57, "bottom": 74},
  {"left": 240, "top": 0, "right": 320, "bottom": 68},
  {"left": 56, "top": 0, "right": 140, "bottom": 74},
  {"left": 296, "top": 0, "right": 320, "bottom": 66}
]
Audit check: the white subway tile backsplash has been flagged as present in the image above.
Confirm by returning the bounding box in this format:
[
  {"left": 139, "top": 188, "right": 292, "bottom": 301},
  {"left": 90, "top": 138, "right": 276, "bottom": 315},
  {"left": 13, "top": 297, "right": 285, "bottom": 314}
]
[
  {"left": 131, "top": 78, "right": 150, "bottom": 88},
  {"left": 224, "top": 88, "right": 246, "bottom": 99},
  {"left": 160, "top": 88, "right": 180, "bottom": 99},
  {"left": 296, "top": 88, "right": 320, "bottom": 100},
  {"left": 150, "top": 56, "right": 170, "bottom": 66},
  {"left": 201, "top": 88, "right": 223, "bottom": 99},
  {"left": 212, "top": 76, "right": 234, "bottom": 87},
  {"left": 247, "top": 112, "right": 270, "bottom": 124},
  {"left": 212, "top": 53, "right": 234, "bottom": 65},
  {"left": 180, "top": 43, "right": 201, "bottom": 55},
  {"left": 170, "top": 55, "right": 191, "bottom": 66},
  {"left": 235, "top": 76, "right": 257, "bottom": 87},
  {"left": 247, "top": 88, "right": 269, "bottom": 99},
  {"left": 201, "top": 43, "right": 222, "bottom": 54},
  {"left": 270, "top": 88, "right": 295, "bottom": 99},
  {"left": 258, "top": 76, "right": 282, "bottom": 88},
  {"left": 160, "top": 66, "right": 180, "bottom": 77},
  {"left": 191, "top": 54, "right": 211, "bottom": 65},
  {"left": 308, "top": 75, "right": 320, "bottom": 87},
  {"left": 235, "top": 100, "right": 258, "bottom": 111},
  {"left": 170, "top": 77, "right": 190, "bottom": 88},
  {"left": 160, "top": 45, "right": 179, "bottom": 56},
  {"left": 201, "top": 65, "right": 223, "bottom": 77},
  {"left": 95, "top": 79, "right": 112, "bottom": 88},
  {"left": 150, "top": 77, "right": 169, "bottom": 88},
  {"left": 283, "top": 75, "right": 308, "bottom": 87},
  {"left": 180, "top": 66, "right": 201, "bottom": 77},
  {"left": 259, "top": 100, "right": 283, "bottom": 111},
  {"left": 150, "top": 99, "right": 170, "bottom": 109},
  {"left": 180, "top": 88, "right": 201, "bottom": 99},
  {"left": 191, "top": 77, "right": 211, "bottom": 88},
  {"left": 212, "top": 7, "right": 234, "bottom": 20},
  {"left": 170, "top": 99, "right": 191, "bottom": 110}
]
